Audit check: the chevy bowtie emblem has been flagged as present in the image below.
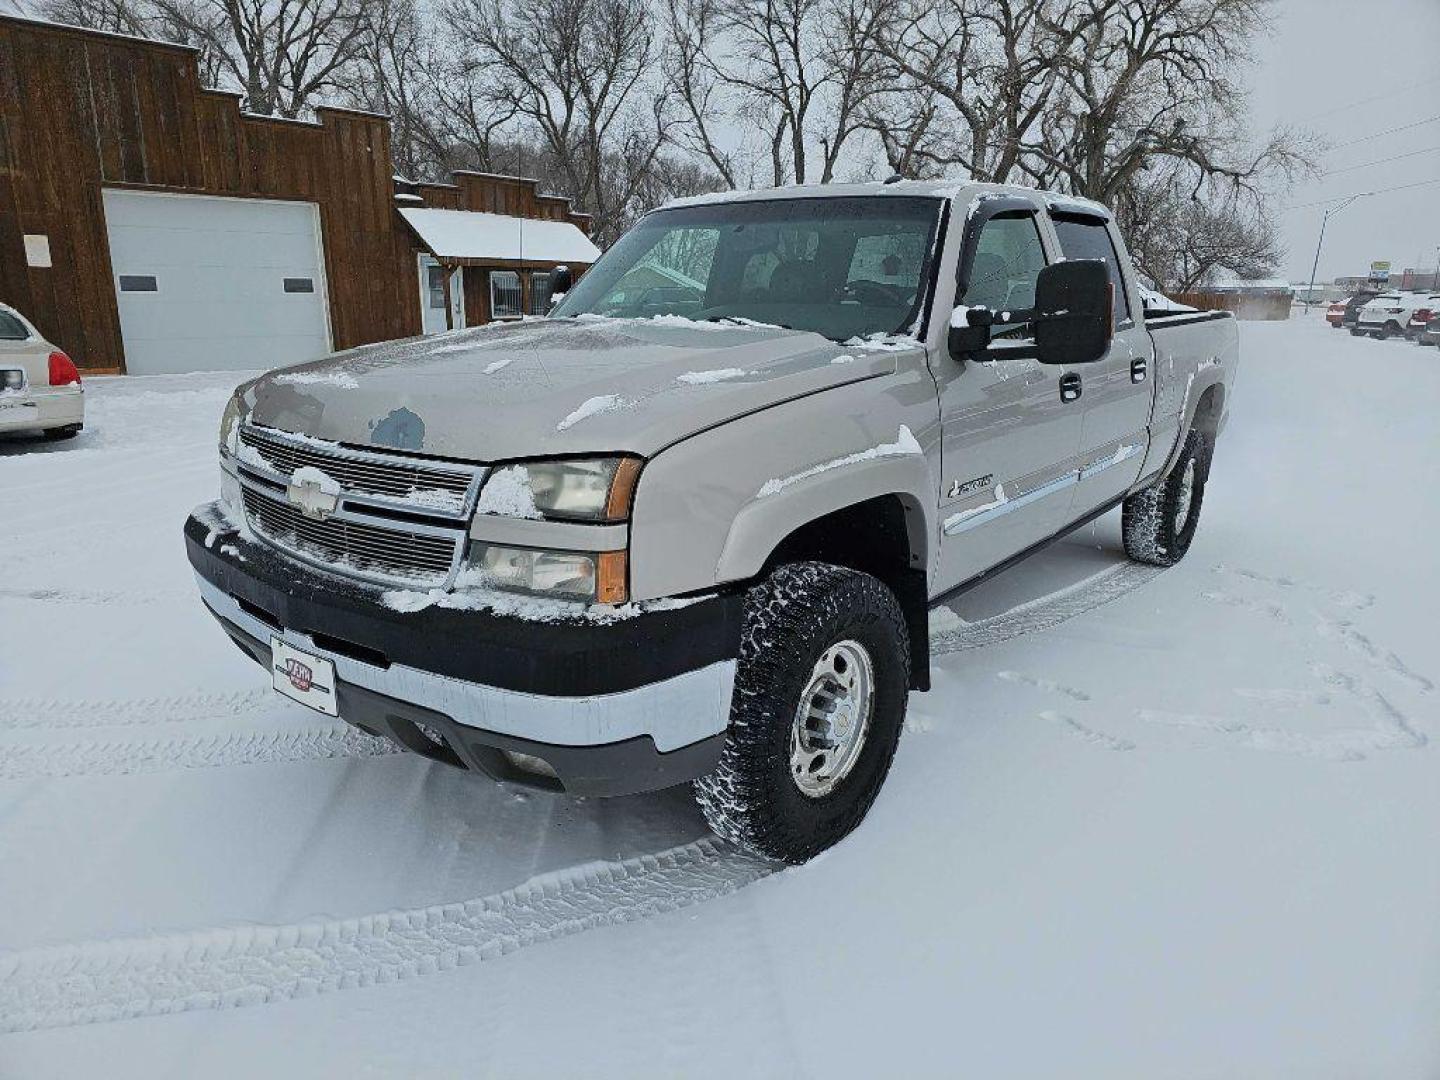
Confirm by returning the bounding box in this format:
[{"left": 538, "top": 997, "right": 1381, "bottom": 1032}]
[{"left": 287, "top": 476, "right": 340, "bottom": 520}]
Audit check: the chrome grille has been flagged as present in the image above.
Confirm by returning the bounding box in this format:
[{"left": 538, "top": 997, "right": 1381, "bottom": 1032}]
[
  {"left": 238, "top": 425, "right": 474, "bottom": 514},
  {"left": 242, "top": 485, "right": 458, "bottom": 584},
  {"left": 233, "top": 424, "right": 483, "bottom": 587}
]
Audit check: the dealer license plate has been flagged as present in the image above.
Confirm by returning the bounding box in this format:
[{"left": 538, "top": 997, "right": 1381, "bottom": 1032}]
[{"left": 271, "top": 638, "right": 338, "bottom": 716}]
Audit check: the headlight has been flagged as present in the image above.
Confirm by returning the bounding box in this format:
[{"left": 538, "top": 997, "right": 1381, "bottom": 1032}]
[
  {"left": 219, "top": 395, "right": 243, "bottom": 457},
  {"left": 476, "top": 457, "right": 641, "bottom": 522},
  {"left": 466, "top": 542, "right": 627, "bottom": 604}
]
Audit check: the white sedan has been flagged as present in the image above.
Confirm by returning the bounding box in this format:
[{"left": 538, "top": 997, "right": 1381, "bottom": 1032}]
[{"left": 0, "top": 302, "right": 84, "bottom": 441}]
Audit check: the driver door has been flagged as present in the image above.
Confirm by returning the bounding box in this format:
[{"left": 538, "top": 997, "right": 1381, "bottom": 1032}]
[{"left": 933, "top": 203, "right": 1086, "bottom": 594}]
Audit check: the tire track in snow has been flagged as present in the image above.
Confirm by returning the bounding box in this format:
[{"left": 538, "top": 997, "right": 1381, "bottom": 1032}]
[
  {"left": 0, "top": 689, "right": 275, "bottom": 732},
  {"left": 0, "top": 724, "right": 398, "bottom": 780},
  {"left": 0, "top": 585, "right": 192, "bottom": 606},
  {"left": 1039, "top": 710, "right": 1135, "bottom": 752},
  {"left": 930, "top": 562, "right": 1165, "bottom": 654},
  {"left": 0, "top": 838, "right": 774, "bottom": 1033}
]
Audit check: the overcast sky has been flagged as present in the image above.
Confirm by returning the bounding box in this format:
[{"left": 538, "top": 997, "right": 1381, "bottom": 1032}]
[{"left": 1246, "top": 0, "right": 1440, "bottom": 283}]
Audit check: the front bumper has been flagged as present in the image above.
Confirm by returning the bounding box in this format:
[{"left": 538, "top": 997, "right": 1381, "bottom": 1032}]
[
  {"left": 0, "top": 386, "right": 83, "bottom": 433},
  {"left": 185, "top": 505, "right": 741, "bottom": 796}
]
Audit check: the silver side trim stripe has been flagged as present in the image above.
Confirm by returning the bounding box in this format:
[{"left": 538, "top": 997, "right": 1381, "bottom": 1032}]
[
  {"left": 195, "top": 575, "right": 735, "bottom": 752},
  {"left": 943, "top": 443, "right": 1144, "bottom": 536}
]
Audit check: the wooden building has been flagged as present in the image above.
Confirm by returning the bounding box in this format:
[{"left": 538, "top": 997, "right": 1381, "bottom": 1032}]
[{"left": 0, "top": 15, "right": 597, "bottom": 375}]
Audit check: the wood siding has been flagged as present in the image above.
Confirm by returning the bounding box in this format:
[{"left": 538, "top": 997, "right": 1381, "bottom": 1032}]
[{"left": 0, "top": 16, "right": 594, "bottom": 372}]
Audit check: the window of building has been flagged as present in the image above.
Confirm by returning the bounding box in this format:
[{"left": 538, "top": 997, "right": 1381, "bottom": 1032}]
[
  {"left": 528, "top": 271, "right": 552, "bottom": 316},
  {"left": 491, "top": 270, "right": 523, "bottom": 320},
  {"left": 426, "top": 264, "right": 447, "bottom": 309}
]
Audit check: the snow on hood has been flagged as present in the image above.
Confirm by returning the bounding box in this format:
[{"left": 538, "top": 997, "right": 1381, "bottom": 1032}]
[{"left": 240, "top": 317, "right": 907, "bottom": 462}]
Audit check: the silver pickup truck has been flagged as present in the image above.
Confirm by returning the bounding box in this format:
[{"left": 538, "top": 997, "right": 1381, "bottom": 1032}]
[{"left": 186, "top": 180, "right": 1237, "bottom": 862}]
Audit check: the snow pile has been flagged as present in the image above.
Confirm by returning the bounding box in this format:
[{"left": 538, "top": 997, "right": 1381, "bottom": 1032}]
[
  {"left": 379, "top": 579, "right": 704, "bottom": 623},
  {"left": 272, "top": 371, "right": 360, "bottom": 390},
  {"left": 676, "top": 368, "right": 748, "bottom": 385},
  {"left": 1140, "top": 286, "right": 1198, "bottom": 314},
  {"left": 407, "top": 488, "right": 467, "bottom": 514},
  {"left": 842, "top": 332, "right": 920, "bottom": 352},
  {"left": 556, "top": 394, "right": 630, "bottom": 431},
  {"left": 474, "top": 466, "right": 540, "bottom": 518},
  {"left": 482, "top": 357, "right": 516, "bottom": 375},
  {"left": 942, "top": 483, "right": 1007, "bottom": 532},
  {"left": 287, "top": 465, "right": 341, "bottom": 495},
  {"left": 757, "top": 425, "right": 922, "bottom": 498}
]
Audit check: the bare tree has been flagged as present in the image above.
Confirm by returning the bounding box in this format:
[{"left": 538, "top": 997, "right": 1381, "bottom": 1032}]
[
  {"left": 664, "top": 0, "right": 887, "bottom": 187},
  {"left": 1120, "top": 168, "right": 1282, "bottom": 290},
  {"left": 1022, "top": 0, "right": 1312, "bottom": 203},
  {"left": 863, "top": 0, "right": 1083, "bottom": 181},
  {"left": 136, "top": 0, "right": 377, "bottom": 117},
  {"left": 441, "top": 0, "right": 668, "bottom": 244}
]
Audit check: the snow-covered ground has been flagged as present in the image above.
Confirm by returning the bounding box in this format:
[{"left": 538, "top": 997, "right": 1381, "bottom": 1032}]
[{"left": 2, "top": 316, "right": 1438, "bottom": 1077}]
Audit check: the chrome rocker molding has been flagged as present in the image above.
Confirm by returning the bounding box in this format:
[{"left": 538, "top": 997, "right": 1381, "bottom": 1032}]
[
  {"left": 943, "top": 442, "right": 1144, "bottom": 536},
  {"left": 195, "top": 574, "right": 737, "bottom": 753}
]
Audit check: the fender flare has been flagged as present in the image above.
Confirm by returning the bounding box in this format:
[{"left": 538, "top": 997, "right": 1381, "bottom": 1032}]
[{"left": 714, "top": 454, "right": 935, "bottom": 585}]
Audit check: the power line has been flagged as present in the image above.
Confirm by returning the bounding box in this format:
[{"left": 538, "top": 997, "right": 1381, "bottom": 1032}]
[
  {"left": 1326, "top": 114, "right": 1440, "bottom": 152},
  {"left": 1297, "top": 75, "right": 1440, "bottom": 124},
  {"left": 1281, "top": 176, "right": 1440, "bottom": 211},
  {"left": 1319, "top": 145, "right": 1440, "bottom": 177}
]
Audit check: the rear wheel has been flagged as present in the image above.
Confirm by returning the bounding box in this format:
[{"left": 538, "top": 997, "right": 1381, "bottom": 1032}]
[
  {"left": 1122, "top": 429, "right": 1211, "bottom": 567},
  {"left": 694, "top": 562, "right": 910, "bottom": 864},
  {"left": 42, "top": 424, "right": 81, "bottom": 441}
]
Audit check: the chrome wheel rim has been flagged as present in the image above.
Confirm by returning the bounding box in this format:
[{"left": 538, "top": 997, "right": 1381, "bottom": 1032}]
[
  {"left": 1173, "top": 458, "right": 1196, "bottom": 532},
  {"left": 789, "top": 640, "right": 874, "bottom": 798}
]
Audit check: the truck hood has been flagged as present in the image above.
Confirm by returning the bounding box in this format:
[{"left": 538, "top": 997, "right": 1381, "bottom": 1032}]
[{"left": 240, "top": 317, "right": 905, "bottom": 461}]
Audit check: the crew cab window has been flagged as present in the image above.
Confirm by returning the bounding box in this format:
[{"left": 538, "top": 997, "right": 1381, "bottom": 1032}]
[
  {"left": 551, "top": 197, "right": 943, "bottom": 343},
  {"left": 1050, "top": 214, "right": 1131, "bottom": 324},
  {"left": 959, "top": 211, "right": 1047, "bottom": 338}
]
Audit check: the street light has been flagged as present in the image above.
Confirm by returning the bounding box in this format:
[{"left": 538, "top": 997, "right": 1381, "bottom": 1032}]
[{"left": 1305, "top": 193, "right": 1368, "bottom": 313}]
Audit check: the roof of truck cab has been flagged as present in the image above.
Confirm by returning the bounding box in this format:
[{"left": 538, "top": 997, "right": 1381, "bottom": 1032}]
[{"left": 660, "top": 179, "right": 1110, "bottom": 216}]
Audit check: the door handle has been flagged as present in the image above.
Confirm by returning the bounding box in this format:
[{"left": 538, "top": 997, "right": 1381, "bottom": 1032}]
[
  {"left": 1131, "top": 357, "right": 1148, "bottom": 383},
  {"left": 1059, "top": 372, "right": 1082, "bottom": 403}
]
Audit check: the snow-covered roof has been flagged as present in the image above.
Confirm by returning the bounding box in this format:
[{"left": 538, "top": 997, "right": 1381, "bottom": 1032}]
[{"left": 398, "top": 208, "right": 600, "bottom": 264}]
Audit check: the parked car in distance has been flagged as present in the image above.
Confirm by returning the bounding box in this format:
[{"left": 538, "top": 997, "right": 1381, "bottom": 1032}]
[
  {"left": 1339, "top": 292, "right": 1377, "bottom": 331},
  {"left": 1324, "top": 298, "right": 1350, "bottom": 328},
  {"left": 1419, "top": 312, "right": 1440, "bottom": 347},
  {"left": 0, "top": 302, "right": 84, "bottom": 441},
  {"left": 187, "top": 180, "right": 1238, "bottom": 863},
  {"left": 1355, "top": 292, "right": 1420, "bottom": 339},
  {"left": 1405, "top": 295, "right": 1440, "bottom": 341}
]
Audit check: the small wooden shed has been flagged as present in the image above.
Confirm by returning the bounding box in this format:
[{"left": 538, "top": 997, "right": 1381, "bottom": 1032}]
[{"left": 0, "top": 15, "right": 596, "bottom": 375}]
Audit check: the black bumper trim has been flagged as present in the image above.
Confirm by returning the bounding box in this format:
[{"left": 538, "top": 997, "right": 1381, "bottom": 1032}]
[
  {"left": 185, "top": 511, "right": 742, "bottom": 698},
  {"left": 217, "top": 613, "right": 724, "bottom": 797}
]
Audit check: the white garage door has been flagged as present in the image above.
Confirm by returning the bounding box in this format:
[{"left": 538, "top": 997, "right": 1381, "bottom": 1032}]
[{"left": 103, "top": 190, "right": 332, "bottom": 375}]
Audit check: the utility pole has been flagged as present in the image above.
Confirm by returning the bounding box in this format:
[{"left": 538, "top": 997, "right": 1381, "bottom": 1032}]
[{"left": 1306, "top": 194, "right": 1366, "bottom": 313}]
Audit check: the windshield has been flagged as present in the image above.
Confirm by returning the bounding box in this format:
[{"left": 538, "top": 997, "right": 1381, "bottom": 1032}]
[{"left": 551, "top": 196, "right": 944, "bottom": 342}]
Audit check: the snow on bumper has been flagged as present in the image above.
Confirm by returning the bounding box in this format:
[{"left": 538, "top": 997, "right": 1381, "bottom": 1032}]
[
  {"left": 184, "top": 504, "right": 740, "bottom": 795},
  {"left": 0, "top": 386, "right": 83, "bottom": 432}
]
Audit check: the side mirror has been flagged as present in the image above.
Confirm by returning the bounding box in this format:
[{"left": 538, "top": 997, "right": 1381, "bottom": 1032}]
[
  {"left": 1033, "top": 260, "right": 1113, "bottom": 365},
  {"left": 548, "top": 264, "right": 573, "bottom": 308},
  {"left": 947, "top": 305, "right": 993, "bottom": 360}
]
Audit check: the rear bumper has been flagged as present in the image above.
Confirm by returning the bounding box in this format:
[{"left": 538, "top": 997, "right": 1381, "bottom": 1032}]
[
  {"left": 185, "top": 504, "right": 741, "bottom": 796},
  {"left": 0, "top": 386, "right": 83, "bottom": 433}
]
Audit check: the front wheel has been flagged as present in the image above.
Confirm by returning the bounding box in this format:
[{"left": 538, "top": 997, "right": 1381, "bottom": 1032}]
[
  {"left": 1122, "top": 429, "right": 1211, "bottom": 567},
  {"left": 694, "top": 562, "right": 910, "bottom": 864}
]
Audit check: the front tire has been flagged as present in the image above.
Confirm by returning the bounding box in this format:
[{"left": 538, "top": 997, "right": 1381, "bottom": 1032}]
[
  {"left": 694, "top": 562, "right": 910, "bottom": 864},
  {"left": 1122, "top": 429, "right": 1211, "bottom": 567}
]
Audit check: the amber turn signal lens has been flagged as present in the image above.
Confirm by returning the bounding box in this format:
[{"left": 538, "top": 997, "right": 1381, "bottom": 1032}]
[
  {"left": 605, "top": 458, "right": 643, "bottom": 521},
  {"left": 596, "top": 551, "right": 628, "bottom": 605}
]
